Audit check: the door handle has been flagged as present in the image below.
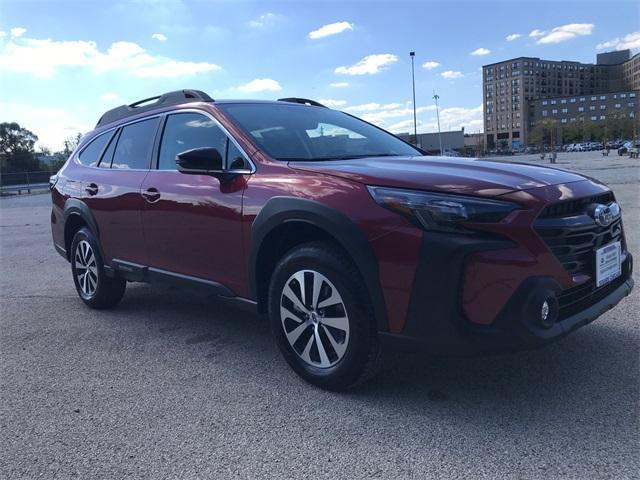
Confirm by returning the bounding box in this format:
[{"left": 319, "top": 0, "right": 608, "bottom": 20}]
[
  {"left": 85, "top": 183, "right": 99, "bottom": 196},
  {"left": 142, "top": 187, "right": 161, "bottom": 203}
]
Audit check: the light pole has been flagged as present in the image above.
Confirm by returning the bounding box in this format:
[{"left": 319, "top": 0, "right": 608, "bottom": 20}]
[
  {"left": 433, "top": 92, "right": 443, "bottom": 155},
  {"left": 409, "top": 52, "right": 418, "bottom": 146}
]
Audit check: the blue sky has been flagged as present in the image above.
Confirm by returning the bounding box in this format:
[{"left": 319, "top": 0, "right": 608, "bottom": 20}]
[{"left": 1, "top": 0, "right": 638, "bottom": 150}]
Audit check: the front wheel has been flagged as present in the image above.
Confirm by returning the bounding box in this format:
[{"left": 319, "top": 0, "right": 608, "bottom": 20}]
[
  {"left": 268, "top": 242, "right": 380, "bottom": 390},
  {"left": 70, "top": 227, "right": 126, "bottom": 309}
]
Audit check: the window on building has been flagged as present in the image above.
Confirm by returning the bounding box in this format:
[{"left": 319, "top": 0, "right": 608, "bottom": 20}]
[
  {"left": 590, "top": 106, "right": 596, "bottom": 111},
  {"left": 561, "top": 99, "right": 567, "bottom": 104},
  {"left": 615, "top": 104, "right": 621, "bottom": 108},
  {"left": 542, "top": 100, "right": 547, "bottom": 105},
  {"left": 579, "top": 97, "right": 585, "bottom": 102},
  {"left": 561, "top": 118, "right": 567, "bottom": 123},
  {"left": 591, "top": 116, "right": 597, "bottom": 121},
  {"left": 542, "top": 110, "right": 548, "bottom": 117},
  {"left": 578, "top": 106, "right": 584, "bottom": 112},
  {"left": 600, "top": 105, "right": 606, "bottom": 110},
  {"left": 600, "top": 95, "right": 606, "bottom": 100},
  {"left": 551, "top": 99, "right": 557, "bottom": 105},
  {"left": 562, "top": 108, "right": 568, "bottom": 113},
  {"left": 570, "top": 98, "right": 576, "bottom": 103},
  {"left": 600, "top": 115, "right": 606, "bottom": 120},
  {"left": 552, "top": 109, "right": 557, "bottom": 114}
]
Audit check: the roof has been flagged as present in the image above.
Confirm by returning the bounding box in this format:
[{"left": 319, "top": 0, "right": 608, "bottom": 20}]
[{"left": 95, "top": 91, "right": 327, "bottom": 128}]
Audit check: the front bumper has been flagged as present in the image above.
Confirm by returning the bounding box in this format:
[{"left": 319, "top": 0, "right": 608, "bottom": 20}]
[{"left": 378, "top": 232, "right": 634, "bottom": 356}]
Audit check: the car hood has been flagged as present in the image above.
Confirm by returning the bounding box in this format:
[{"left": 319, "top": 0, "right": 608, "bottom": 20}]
[{"left": 288, "top": 156, "right": 588, "bottom": 197}]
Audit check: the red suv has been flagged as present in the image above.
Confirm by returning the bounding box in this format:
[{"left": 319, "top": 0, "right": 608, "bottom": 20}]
[{"left": 50, "top": 90, "right": 634, "bottom": 389}]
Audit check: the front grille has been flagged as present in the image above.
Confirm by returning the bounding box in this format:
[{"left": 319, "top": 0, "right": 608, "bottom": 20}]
[
  {"left": 538, "top": 192, "right": 614, "bottom": 219},
  {"left": 535, "top": 196, "right": 625, "bottom": 320},
  {"left": 535, "top": 217, "right": 622, "bottom": 276}
]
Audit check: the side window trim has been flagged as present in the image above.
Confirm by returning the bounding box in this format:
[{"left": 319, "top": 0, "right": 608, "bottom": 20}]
[
  {"left": 97, "top": 128, "right": 121, "bottom": 168},
  {"left": 151, "top": 114, "right": 168, "bottom": 170},
  {"left": 76, "top": 109, "right": 255, "bottom": 173}
]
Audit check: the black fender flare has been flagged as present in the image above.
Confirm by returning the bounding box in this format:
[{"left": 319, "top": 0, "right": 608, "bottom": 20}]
[
  {"left": 62, "top": 198, "right": 101, "bottom": 256},
  {"left": 249, "top": 196, "right": 389, "bottom": 332}
]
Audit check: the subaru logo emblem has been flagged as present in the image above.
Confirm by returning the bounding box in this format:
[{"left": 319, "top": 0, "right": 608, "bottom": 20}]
[{"left": 592, "top": 203, "right": 620, "bottom": 227}]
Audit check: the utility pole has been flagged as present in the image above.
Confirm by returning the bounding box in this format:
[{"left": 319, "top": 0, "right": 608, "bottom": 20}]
[
  {"left": 433, "top": 92, "right": 443, "bottom": 155},
  {"left": 409, "top": 52, "right": 418, "bottom": 146}
]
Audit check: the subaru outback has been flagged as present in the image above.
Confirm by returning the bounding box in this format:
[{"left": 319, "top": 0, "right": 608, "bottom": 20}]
[{"left": 50, "top": 89, "right": 634, "bottom": 389}]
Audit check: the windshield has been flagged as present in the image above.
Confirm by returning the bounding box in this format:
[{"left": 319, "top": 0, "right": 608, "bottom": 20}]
[{"left": 217, "top": 103, "right": 422, "bottom": 161}]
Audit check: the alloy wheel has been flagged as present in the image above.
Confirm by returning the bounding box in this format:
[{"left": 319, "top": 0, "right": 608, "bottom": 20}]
[
  {"left": 280, "top": 270, "right": 350, "bottom": 368},
  {"left": 75, "top": 240, "right": 98, "bottom": 297}
]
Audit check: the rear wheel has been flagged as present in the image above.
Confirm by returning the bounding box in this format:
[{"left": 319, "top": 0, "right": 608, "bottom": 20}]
[
  {"left": 70, "top": 227, "right": 126, "bottom": 309},
  {"left": 268, "top": 242, "right": 380, "bottom": 390}
]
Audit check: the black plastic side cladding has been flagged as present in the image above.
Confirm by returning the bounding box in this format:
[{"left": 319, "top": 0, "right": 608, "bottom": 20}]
[{"left": 249, "top": 196, "right": 389, "bottom": 332}]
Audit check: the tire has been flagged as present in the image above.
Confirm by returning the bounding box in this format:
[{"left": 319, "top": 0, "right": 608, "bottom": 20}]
[
  {"left": 268, "top": 241, "right": 380, "bottom": 390},
  {"left": 70, "top": 227, "right": 126, "bottom": 309}
]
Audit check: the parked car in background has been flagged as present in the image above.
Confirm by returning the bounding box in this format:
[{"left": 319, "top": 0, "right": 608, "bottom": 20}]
[
  {"left": 618, "top": 141, "right": 640, "bottom": 156},
  {"left": 50, "top": 90, "right": 635, "bottom": 390}
]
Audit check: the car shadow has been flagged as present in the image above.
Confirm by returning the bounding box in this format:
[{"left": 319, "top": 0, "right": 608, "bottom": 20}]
[{"left": 108, "top": 283, "right": 639, "bottom": 456}]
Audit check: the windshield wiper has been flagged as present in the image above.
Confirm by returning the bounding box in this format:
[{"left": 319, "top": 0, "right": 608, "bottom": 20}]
[{"left": 314, "top": 153, "right": 405, "bottom": 161}]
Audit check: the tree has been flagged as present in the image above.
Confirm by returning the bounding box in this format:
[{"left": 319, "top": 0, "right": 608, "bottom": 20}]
[
  {"left": 0, "top": 122, "right": 40, "bottom": 173},
  {"left": 529, "top": 118, "right": 558, "bottom": 150}
]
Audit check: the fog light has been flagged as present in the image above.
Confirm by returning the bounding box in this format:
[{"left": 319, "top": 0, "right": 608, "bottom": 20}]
[
  {"left": 541, "top": 301, "right": 550, "bottom": 322},
  {"left": 539, "top": 296, "right": 558, "bottom": 329}
]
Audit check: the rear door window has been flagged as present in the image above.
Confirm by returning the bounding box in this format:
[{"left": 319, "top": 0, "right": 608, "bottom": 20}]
[
  {"left": 112, "top": 118, "right": 159, "bottom": 170},
  {"left": 78, "top": 131, "right": 114, "bottom": 167}
]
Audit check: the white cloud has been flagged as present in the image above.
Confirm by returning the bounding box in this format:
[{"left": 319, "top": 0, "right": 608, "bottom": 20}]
[
  {"left": 248, "top": 13, "right": 282, "bottom": 28},
  {"left": 309, "top": 21, "right": 354, "bottom": 39},
  {"left": 236, "top": 78, "right": 282, "bottom": 93},
  {"left": 330, "top": 82, "right": 350, "bottom": 88},
  {"left": 506, "top": 33, "right": 521, "bottom": 41},
  {"left": 151, "top": 33, "right": 167, "bottom": 41},
  {"left": 471, "top": 47, "right": 491, "bottom": 56},
  {"left": 335, "top": 53, "right": 398, "bottom": 75},
  {"left": 441, "top": 70, "right": 464, "bottom": 79},
  {"left": 98, "top": 92, "right": 120, "bottom": 102},
  {"left": 0, "top": 101, "right": 92, "bottom": 151},
  {"left": 345, "top": 103, "right": 407, "bottom": 113},
  {"left": 0, "top": 31, "right": 6, "bottom": 38},
  {"left": 532, "top": 23, "right": 595, "bottom": 44},
  {"left": 10, "top": 27, "right": 26, "bottom": 37},
  {"left": 338, "top": 96, "right": 482, "bottom": 135},
  {"left": 596, "top": 31, "right": 640, "bottom": 51},
  {"left": 422, "top": 61, "right": 441, "bottom": 70},
  {"left": 388, "top": 105, "right": 483, "bottom": 134},
  {"left": 318, "top": 99, "right": 347, "bottom": 107},
  {"left": 0, "top": 35, "right": 221, "bottom": 78}
]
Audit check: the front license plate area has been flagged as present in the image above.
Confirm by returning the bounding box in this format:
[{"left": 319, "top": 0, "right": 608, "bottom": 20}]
[{"left": 595, "top": 241, "right": 621, "bottom": 288}]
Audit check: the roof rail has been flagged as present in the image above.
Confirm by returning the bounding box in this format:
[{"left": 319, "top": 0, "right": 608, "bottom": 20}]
[
  {"left": 96, "top": 89, "right": 214, "bottom": 128},
  {"left": 277, "top": 97, "right": 327, "bottom": 108}
]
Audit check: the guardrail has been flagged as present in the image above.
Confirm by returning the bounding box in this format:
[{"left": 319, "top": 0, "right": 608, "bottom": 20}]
[{"left": 0, "top": 171, "right": 56, "bottom": 195}]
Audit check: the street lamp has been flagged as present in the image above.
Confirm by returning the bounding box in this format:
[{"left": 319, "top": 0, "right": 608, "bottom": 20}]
[
  {"left": 433, "top": 92, "right": 443, "bottom": 155},
  {"left": 409, "top": 52, "right": 418, "bottom": 146}
]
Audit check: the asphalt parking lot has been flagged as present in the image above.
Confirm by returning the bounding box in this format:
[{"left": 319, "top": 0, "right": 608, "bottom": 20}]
[{"left": 1, "top": 151, "right": 638, "bottom": 479}]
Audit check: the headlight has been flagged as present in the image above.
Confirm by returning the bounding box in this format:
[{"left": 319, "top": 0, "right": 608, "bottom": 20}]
[{"left": 367, "top": 186, "right": 520, "bottom": 234}]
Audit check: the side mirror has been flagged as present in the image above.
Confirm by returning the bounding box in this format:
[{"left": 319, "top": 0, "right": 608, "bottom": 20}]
[{"left": 176, "top": 147, "right": 223, "bottom": 175}]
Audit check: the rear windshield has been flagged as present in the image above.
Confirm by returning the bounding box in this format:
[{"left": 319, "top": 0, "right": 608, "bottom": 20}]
[{"left": 217, "top": 103, "right": 421, "bottom": 161}]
